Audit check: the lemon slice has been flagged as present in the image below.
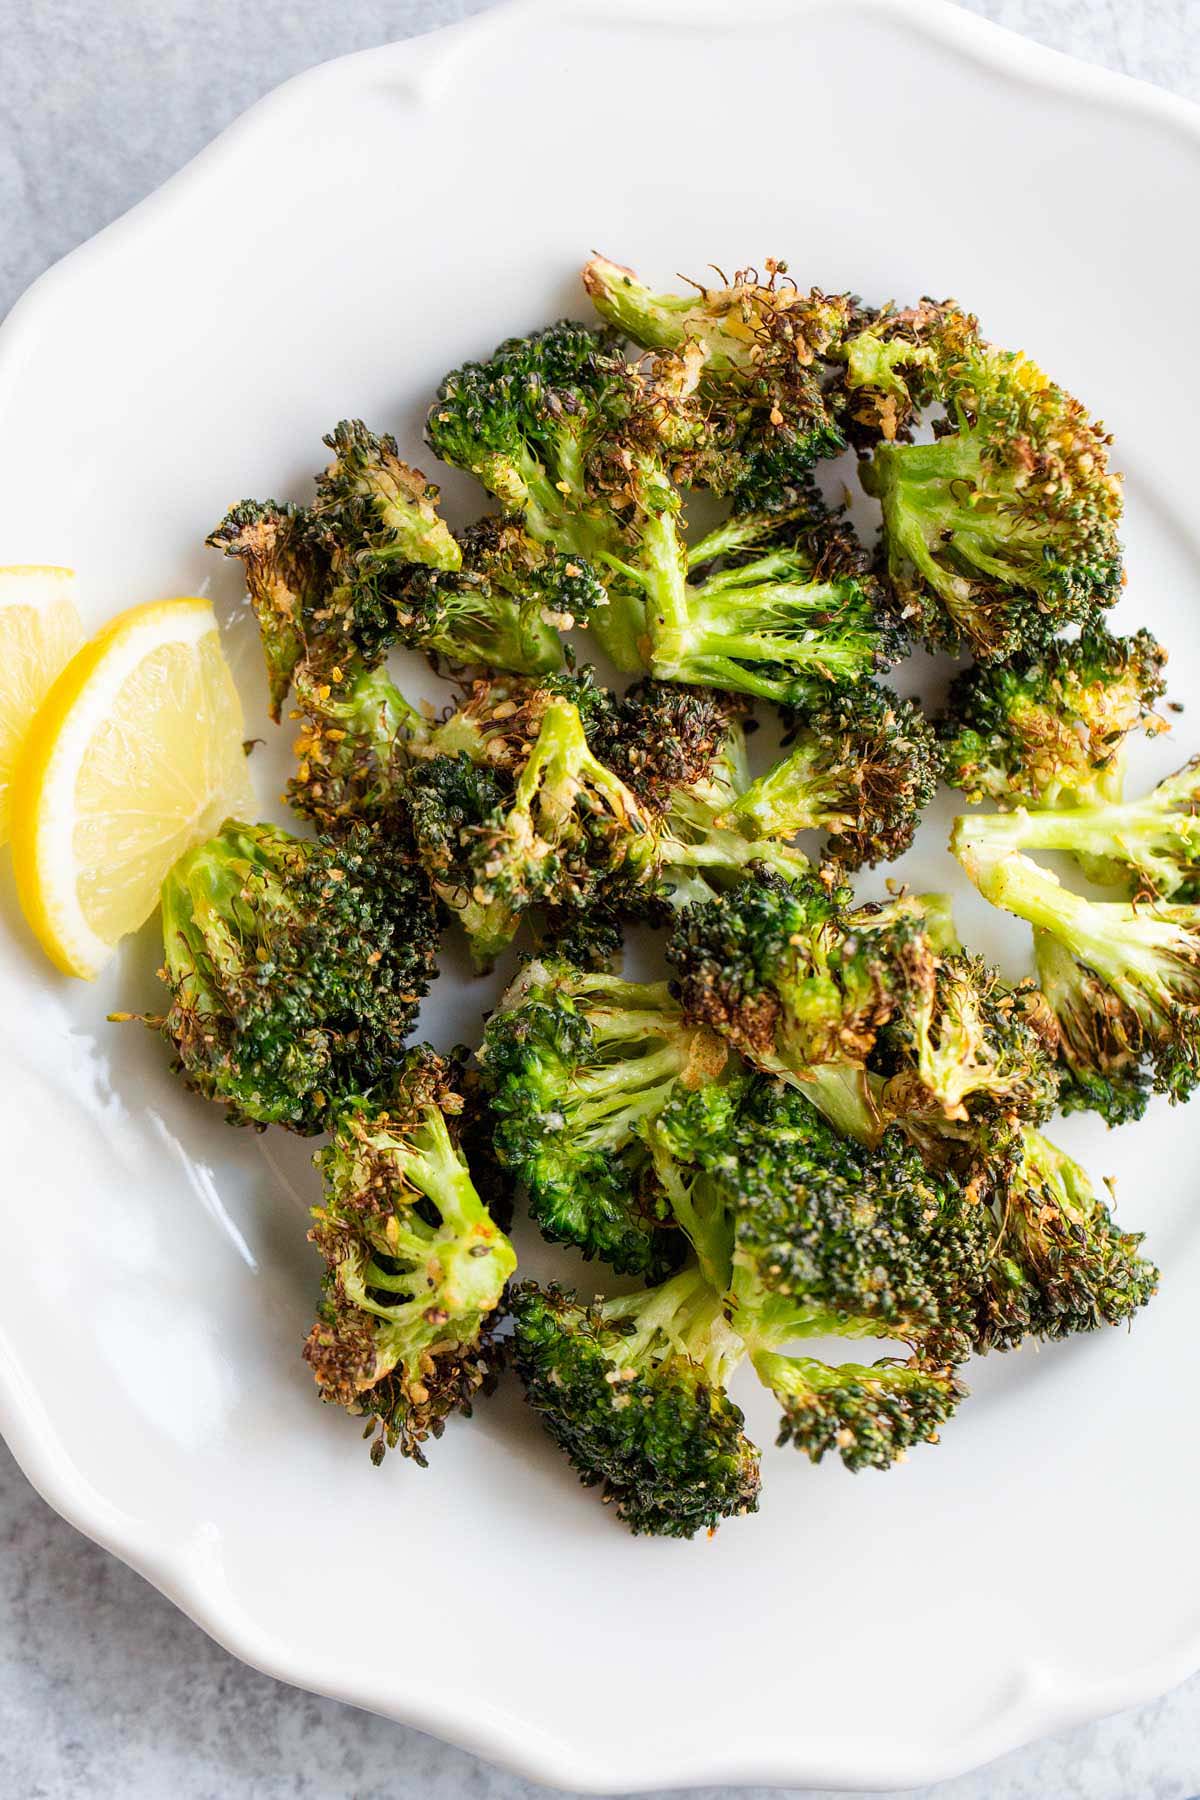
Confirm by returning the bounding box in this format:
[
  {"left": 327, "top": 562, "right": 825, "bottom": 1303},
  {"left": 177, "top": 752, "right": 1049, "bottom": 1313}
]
[
  {"left": 10, "top": 596, "right": 255, "bottom": 978},
  {"left": 0, "top": 566, "right": 84, "bottom": 844}
]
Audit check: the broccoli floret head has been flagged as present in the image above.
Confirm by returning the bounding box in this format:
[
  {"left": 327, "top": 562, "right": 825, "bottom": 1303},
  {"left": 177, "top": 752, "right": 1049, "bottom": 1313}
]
[
  {"left": 668, "top": 1076, "right": 992, "bottom": 1353},
  {"left": 1033, "top": 927, "right": 1151, "bottom": 1126},
  {"left": 829, "top": 298, "right": 977, "bottom": 447},
  {"left": 287, "top": 652, "right": 421, "bottom": 832},
  {"left": 405, "top": 680, "right": 653, "bottom": 967},
  {"left": 874, "top": 950, "right": 1060, "bottom": 1129},
  {"left": 940, "top": 627, "right": 1168, "bottom": 808},
  {"left": 206, "top": 499, "right": 334, "bottom": 720},
  {"left": 732, "top": 681, "right": 940, "bottom": 868},
  {"left": 758, "top": 1352, "right": 966, "bottom": 1471},
  {"left": 658, "top": 1076, "right": 981, "bottom": 1467},
  {"left": 426, "top": 320, "right": 633, "bottom": 556},
  {"left": 304, "top": 1049, "right": 516, "bottom": 1463},
  {"left": 956, "top": 835, "right": 1200, "bottom": 1107},
  {"left": 666, "top": 871, "right": 922, "bottom": 1077},
  {"left": 146, "top": 820, "right": 438, "bottom": 1131},
  {"left": 582, "top": 254, "right": 849, "bottom": 494},
  {"left": 862, "top": 337, "right": 1125, "bottom": 659},
  {"left": 317, "top": 419, "right": 462, "bottom": 581},
  {"left": 510, "top": 1270, "right": 759, "bottom": 1537},
  {"left": 987, "top": 1126, "right": 1158, "bottom": 1344},
  {"left": 480, "top": 960, "right": 727, "bottom": 1277}
]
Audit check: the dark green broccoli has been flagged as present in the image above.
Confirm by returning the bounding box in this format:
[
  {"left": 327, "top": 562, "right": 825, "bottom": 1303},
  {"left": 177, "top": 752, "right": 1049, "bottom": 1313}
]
[
  {"left": 319, "top": 422, "right": 605, "bottom": 672},
  {"left": 657, "top": 1077, "right": 982, "bottom": 1468},
  {"left": 509, "top": 1270, "right": 759, "bottom": 1537},
  {"left": 206, "top": 499, "right": 334, "bottom": 721},
  {"left": 304, "top": 1049, "right": 516, "bottom": 1463},
  {"left": 665, "top": 870, "right": 930, "bottom": 1084},
  {"left": 581, "top": 253, "right": 850, "bottom": 495},
  {"left": 955, "top": 831, "right": 1200, "bottom": 1108},
  {"left": 480, "top": 960, "right": 728, "bottom": 1277},
  {"left": 406, "top": 679, "right": 652, "bottom": 968},
  {"left": 861, "top": 333, "right": 1125, "bottom": 659},
  {"left": 133, "top": 820, "right": 438, "bottom": 1131},
  {"left": 730, "top": 681, "right": 940, "bottom": 868},
  {"left": 939, "top": 628, "right": 1168, "bottom": 812},
  {"left": 427, "top": 321, "right": 898, "bottom": 699}
]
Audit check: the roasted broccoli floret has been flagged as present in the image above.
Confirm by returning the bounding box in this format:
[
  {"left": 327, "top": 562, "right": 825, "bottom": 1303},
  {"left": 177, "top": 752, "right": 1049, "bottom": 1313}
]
[
  {"left": 861, "top": 332, "right": 1124, "bottom": 659},
  {"left": 658, "top": 1077, "right": 981, "bottom": 1468},
  {"left": 730, "top": 682, "right": 940, "bottom": 868},
  {"left": 510, "top": 1270, "right": 759, "bottom": 1537},
  {"left": 206, "top": 499, "right": 334, "bottom": 720},
  {"left": 137, "top": 820, "right": 438, "bottom": 1131},
  {"left": 317, "top": 422, "right": 589, "bottom": 674},
  {"left": 939, "top": 627, "right": 1168, "bottom": 811},
  {"left": 873, "top": 951, "right": 1060, "bottom": 1129},
  {"left": 957, "top": 756, "right": 1200, "bottom": 904},
  {"left": 666, "top": 870, "right": 928, "bottom": 1085},
  {"left": 287, "top": 652, "right": 422, "bottom": 831},
  {"left": 1032, "top": 928, "right": 1150, "bottom": 1125},
  {"left": 427, "top": 321, "right": 898, "bottom": 698},
  {"left": 406, "top": 680, "right": 651, "bottom": 967},
  {"left": 304, "top": 1050, "right": 516, "bottom": 1463},
  {"left": 581, "top": 253, "right": 850, "bottom": 494},
  {"left": 987, "top": 1125, "right": 1158, "bottom": 1344},
  {"left": 480, "top": 960, "right": 728, "bottom": 1276},
  {"left": 955, "top": 833, "right": 1200, "bottom": 1107},
  {"left": 827, "top": 298, "right": 974, "bottom": 448}
]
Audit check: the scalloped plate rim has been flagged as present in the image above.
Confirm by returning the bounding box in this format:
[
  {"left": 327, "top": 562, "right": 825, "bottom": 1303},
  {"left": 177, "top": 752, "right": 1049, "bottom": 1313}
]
[{"left": 2, "top": 1, "right": 1200, "bottom": 1791}]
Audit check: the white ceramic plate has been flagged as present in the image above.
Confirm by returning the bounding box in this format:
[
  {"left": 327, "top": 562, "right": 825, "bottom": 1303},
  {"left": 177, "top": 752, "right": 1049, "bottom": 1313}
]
[{"left": 2, "top": 1, "right": 1199, "bottom": 1790}]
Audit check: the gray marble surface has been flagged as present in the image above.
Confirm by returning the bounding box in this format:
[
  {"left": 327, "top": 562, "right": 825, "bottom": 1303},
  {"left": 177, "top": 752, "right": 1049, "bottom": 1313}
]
[{"left": 2, "top": 2, "right": 1199, "bottom": 1796}]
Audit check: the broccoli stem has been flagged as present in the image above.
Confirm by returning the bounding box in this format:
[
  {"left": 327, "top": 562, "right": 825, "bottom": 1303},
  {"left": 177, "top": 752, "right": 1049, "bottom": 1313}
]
[
  {"left": 603, "top": 1264, "right": 745, "bottom": 1389},
  {"left": 956, "top": 835, "right": 1193, "bottom": 1008},
  {"left": 732, "top": 742, "right": 852, "bottom": 837},
  {"left": 956, "top": 771, "right": 1200, "bottom": 896},
  {"left": 582, "top": 255, "right": 702, "bottom": 354}
]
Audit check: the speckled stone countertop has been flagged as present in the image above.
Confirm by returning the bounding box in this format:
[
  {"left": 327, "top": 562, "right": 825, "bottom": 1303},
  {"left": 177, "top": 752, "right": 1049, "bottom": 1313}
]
[{"left": 3, "top": 4, "right": 1199, "bottom": 1796}]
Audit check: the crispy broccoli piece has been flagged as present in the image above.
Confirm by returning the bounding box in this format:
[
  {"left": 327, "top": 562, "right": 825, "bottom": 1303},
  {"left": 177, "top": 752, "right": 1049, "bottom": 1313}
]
[
  {"left": 480, "top": 960, "right": 728, "bottom": 1276},
  {"left": 873, "top": 951, "right": 1060, "bottom": 1128},
  {"left": 206, "top": 499, "right": 334, "bottom": 720},
  {"left": 317, "top": 422, "right": 589, "bottom": 674},
  {"left": 955, "top": 833, "right": 1200, "bottom": 1107},
  {"left": 427, "top": 321, "right": 898, "bottom": 698},
  {"left": 987, "top": 1126, "right": 1158, "bottom": 1344},
  {"left": 940, "top": 628, "right": 1168, "bottom": 812},
  {"left": 759, "top": 1354, "right": 965, "bottom": 1470},
  {"left": 861, "top": 334, "right": 1124, "bottom": 659},
  {"left": 666, "top": 871, "right": 929, "bottom": 1084},
  {"left": 1032, "top": 928, "right": 1150, "bottom": 1125},
  {"left": 510, "top": 1270, "right": 759, "bottom": 1537},
  {"left": 658, "top": 1077, "right": 981, "bottom": 1468},
  {"left": 957, "top": 756, "right": 1200, "bottom": 904},
  {"left": 304, "top": 1050, "right": 516, "bottom": 1464},
  {"left": 406, "top": 681, "right": 652, "bottom": 967},
  {"left": 286, "top": 652, "right": 422, "bottom": 832},
  {"left": 730, "top": 681, "right": 940, "bottom": 868},
  {"left": 581, "top": 254, "right": 850, "bottom": 493},
  {"left": 406, "top": 673, "right": 824, "bottom": 962},
  {"left": 138, "top": 820, "right": 438, "bottom": 1131},
  {"left": 829, "top": 299, "right": 974, "bottom": 448}
]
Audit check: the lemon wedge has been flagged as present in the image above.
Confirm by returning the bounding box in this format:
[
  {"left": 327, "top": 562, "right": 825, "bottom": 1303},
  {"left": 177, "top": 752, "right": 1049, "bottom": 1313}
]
[
  {"left": 10, "top": 596, "right": 254, "bottom": 978},
  {"left": 0, "top": 566, "right": 84, "bottom": 844}
]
